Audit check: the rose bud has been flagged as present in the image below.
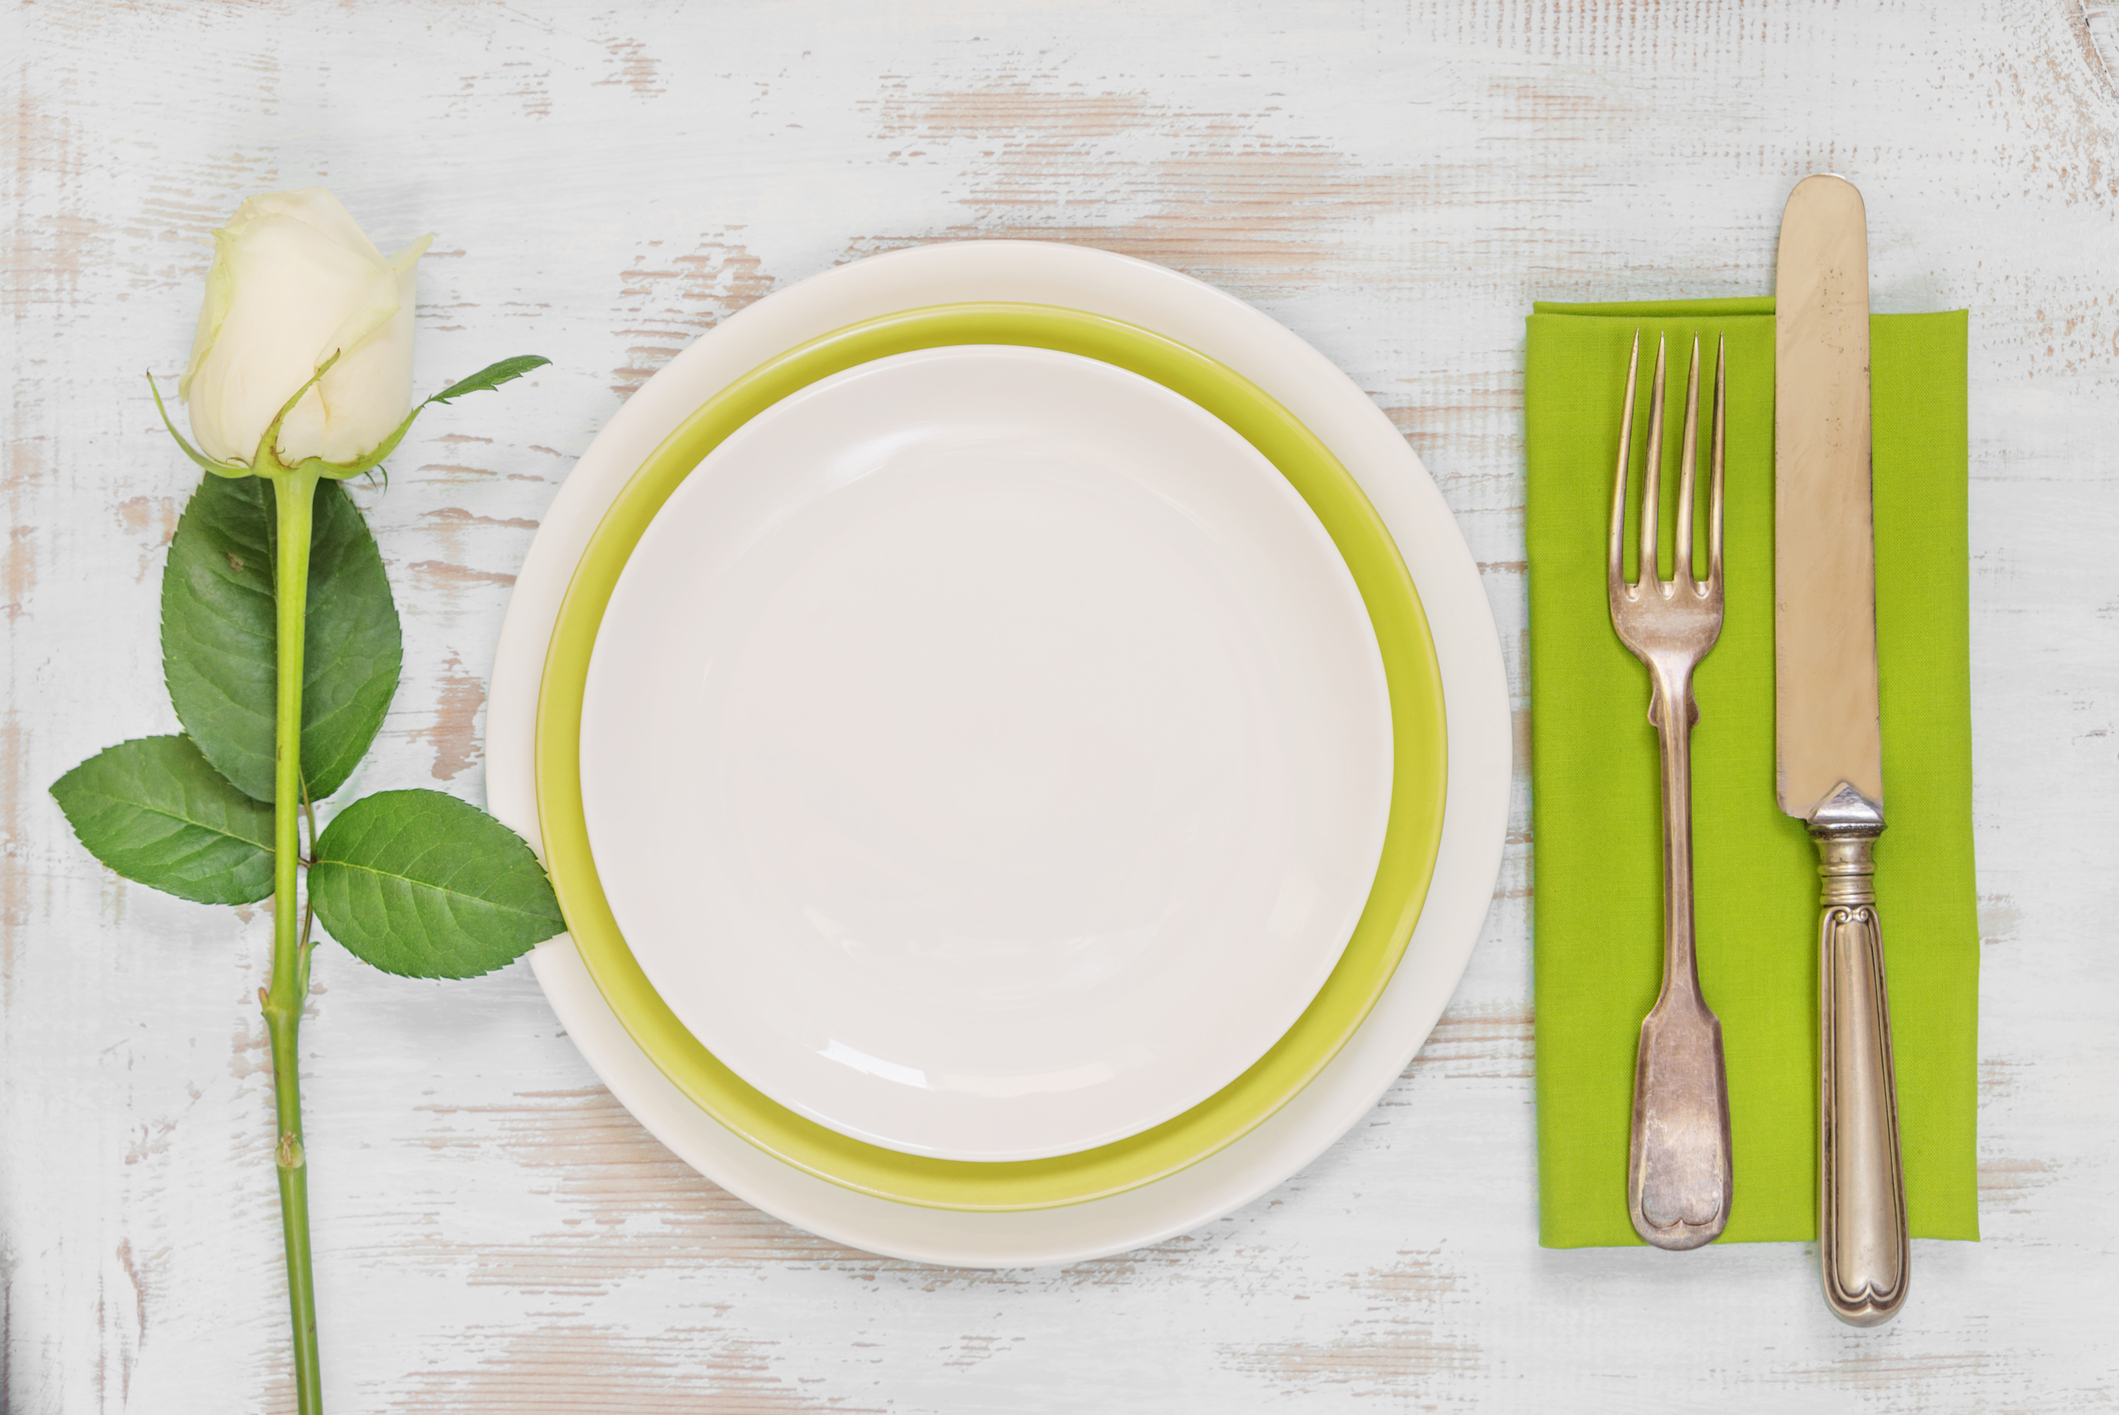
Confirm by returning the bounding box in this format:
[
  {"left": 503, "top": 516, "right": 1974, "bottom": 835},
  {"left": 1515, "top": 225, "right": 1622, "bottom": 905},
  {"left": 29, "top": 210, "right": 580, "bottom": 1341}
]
[{"left": 179, "top": 189, "right": 433, "bottom": 468}]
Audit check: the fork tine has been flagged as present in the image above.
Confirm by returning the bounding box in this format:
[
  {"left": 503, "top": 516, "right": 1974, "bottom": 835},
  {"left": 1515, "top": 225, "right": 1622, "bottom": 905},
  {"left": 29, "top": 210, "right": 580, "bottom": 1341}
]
[
  {"left": 1708, "top": 333, "right": 1726, "bottom": 589},
  {"left": 1674, "top": 335, "right": 1701, "bottom": 586},
  {"left": 1639, "top": 334, "right": 1667, "bottom": 588},
  {"left": 1610, "top": 329, "right": 1641, "bottom": 593}
]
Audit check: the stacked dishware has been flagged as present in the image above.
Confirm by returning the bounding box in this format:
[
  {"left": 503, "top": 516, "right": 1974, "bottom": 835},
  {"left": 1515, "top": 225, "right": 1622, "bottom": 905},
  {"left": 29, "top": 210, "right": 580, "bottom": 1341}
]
[{"left": 486, "top": 241, "right": 1512, "bottom": 1267}]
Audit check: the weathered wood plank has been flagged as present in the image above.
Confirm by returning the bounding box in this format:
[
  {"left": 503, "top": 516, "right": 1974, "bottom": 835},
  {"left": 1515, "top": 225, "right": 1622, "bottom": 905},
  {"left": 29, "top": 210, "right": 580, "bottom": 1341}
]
[{"left": 5, "top": 0, "right": 2116, "bottom": 1410}]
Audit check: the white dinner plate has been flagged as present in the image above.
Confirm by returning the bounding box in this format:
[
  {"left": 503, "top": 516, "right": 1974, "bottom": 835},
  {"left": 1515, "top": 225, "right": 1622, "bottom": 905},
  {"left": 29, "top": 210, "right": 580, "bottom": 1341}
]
[
  {"left": 580, "top": 345, "right": 1393, "bottom": 1162},
  {"left": 487, "top": 240, "right": 1509, "bottom": 1266}
]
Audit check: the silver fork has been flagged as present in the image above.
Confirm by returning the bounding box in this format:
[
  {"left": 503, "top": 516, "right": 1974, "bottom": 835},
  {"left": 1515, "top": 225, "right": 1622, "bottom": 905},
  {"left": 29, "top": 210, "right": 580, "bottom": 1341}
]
[{"left": 1608, "top": 330, "right": 1735, "bottom": 1251}]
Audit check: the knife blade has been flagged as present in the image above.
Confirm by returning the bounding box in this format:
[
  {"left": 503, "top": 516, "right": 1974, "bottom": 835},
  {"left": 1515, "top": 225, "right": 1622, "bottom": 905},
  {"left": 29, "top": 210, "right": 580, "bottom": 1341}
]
[
  {"left": 1774, "top": 172, "right": 1909, "bottom": 1327},
  {"left": 1776, "top": 175, "right": 1884, "bottom": 822}
]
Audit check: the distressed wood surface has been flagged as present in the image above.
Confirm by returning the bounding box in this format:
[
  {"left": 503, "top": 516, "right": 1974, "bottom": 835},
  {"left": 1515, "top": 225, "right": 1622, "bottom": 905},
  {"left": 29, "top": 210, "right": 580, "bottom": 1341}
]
[{"left": 5, "top": 2, "right": 2117, "bottom": 1410}]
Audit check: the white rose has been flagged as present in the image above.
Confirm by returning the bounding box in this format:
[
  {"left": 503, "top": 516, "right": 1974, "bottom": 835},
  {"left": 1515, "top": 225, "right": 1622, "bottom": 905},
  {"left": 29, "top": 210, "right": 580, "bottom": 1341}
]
[{"left": 180, "top": 189, "right": 433, "bottom": 467}]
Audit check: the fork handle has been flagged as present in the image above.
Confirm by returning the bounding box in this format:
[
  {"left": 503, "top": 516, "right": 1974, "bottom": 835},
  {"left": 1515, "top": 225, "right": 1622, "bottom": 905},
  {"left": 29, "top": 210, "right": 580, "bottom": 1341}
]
[
  {"left": 1813, "top": 825, "right": 1910, "bottom": 1326},
  {"left": 1627, "top": 672, "right": 1734, "bottom": 1250}
]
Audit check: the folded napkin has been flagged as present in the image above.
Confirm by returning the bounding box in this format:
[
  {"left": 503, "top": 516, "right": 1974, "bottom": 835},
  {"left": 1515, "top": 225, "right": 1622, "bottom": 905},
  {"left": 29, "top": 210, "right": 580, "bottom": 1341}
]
[{"left": 1525, "top": 297, "right": 1979, "bottom": 1248}]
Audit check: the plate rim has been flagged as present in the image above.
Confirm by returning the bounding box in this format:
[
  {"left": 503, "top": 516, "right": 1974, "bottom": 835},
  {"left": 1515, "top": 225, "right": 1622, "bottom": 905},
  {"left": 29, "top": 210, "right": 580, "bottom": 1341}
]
[
  {"left": 579, "top": 340, "right": 1399, "bottom": 1163},
  {"left": 486, "top": 238, "right": 1509, "bottom": 1266},
  {"left": 535, "top": 302, "right": 1448, "bottom": 1210}
]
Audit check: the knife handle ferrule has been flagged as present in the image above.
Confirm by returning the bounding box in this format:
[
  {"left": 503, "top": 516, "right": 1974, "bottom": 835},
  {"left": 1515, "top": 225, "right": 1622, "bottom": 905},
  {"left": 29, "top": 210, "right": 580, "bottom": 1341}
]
[
  {"left": 1810, "top": 812, "right": 1910, "bottom": 1326},
  {"left": 1816, "top": 833, "right": 1879, "bottom": 908}
]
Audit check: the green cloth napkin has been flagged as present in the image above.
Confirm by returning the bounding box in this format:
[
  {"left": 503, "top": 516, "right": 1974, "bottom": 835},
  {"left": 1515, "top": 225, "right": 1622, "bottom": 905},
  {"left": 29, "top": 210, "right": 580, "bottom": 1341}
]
[{"left": 1525, "top": 297, "right": 1980, "bottom": 1248}]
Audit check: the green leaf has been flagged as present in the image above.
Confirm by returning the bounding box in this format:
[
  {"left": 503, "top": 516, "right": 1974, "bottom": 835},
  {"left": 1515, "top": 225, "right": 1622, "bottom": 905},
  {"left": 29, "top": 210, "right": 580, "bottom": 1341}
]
[
  {"left": 426, "top": 355, "right": 550, "bottom": 406},
  {"left": 308, "top": 790, "right": 564, "bottom": 979},
  {"left": 161, "top": 474, "right": 402, "bottom": 802},
  {"left": 50, "top": 736, "right": 275, "bottom": 905}
]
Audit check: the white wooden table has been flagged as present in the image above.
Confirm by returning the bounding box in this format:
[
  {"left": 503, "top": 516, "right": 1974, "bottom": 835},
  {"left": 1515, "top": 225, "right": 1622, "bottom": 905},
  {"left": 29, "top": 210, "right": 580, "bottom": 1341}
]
[{"left": 7, "top": 3, "right": 2115, "bottom": 1410}]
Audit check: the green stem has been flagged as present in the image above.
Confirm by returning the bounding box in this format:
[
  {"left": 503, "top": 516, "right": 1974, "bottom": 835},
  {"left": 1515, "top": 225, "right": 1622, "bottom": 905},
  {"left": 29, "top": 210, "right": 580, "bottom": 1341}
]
[{"left": 262, "top": 467, "right": 324, "bottom": 1415}]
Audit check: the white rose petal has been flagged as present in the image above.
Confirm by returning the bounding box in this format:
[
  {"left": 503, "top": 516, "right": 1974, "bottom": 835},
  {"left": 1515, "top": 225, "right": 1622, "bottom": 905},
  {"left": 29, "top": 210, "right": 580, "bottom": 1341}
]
[{"left": 181, "top": 189, "right": 432, "bottom": 467}]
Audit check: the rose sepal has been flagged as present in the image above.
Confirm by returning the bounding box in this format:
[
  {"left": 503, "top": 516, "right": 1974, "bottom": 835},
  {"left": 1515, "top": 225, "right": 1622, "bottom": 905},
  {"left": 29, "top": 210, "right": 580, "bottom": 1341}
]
[
  {"left": 156, "top": 351, "right": 553, "bottom": 483},
  {"left": 299, "top": 353, "right": 552, "bottom": 480},
  {"left": 147, "top": 371, "right": 252, "bottom": 478}
]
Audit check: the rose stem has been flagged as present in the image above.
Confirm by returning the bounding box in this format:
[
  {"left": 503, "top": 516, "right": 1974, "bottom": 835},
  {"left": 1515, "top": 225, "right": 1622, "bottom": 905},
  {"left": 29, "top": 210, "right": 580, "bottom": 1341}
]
[{"left": 262, "top": 465, "right": 324, "bottom": 1415}]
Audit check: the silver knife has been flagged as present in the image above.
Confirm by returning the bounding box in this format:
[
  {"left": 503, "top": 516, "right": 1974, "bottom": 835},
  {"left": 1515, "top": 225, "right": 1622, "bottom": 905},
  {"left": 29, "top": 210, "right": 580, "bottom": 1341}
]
[{"left": 1774, "top": 173, "right": 1910, "bottom": 1326}]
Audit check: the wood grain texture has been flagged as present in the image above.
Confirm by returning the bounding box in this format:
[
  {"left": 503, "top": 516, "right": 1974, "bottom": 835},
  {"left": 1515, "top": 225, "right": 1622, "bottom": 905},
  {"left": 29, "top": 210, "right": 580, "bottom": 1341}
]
[{"left": 4, "top": 0, "right": 2116, "bottom": 1409}]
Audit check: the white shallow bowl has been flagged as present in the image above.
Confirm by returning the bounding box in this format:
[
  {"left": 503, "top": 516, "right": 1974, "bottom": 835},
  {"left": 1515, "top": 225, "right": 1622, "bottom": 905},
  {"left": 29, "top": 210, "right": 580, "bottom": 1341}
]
[
  {"left": 580, "top": 345, "right": 1392, "bottom": 1162},
  {"left": 487, "top": 240, "right": 1509, "bottom": 1267}
]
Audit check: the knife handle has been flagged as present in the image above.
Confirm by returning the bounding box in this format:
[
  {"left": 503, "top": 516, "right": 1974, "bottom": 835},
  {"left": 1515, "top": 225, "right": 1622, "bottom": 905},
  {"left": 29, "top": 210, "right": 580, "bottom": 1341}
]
[{"left": 1813, "top": 824, "right": 1910, "bottom": 1326}]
